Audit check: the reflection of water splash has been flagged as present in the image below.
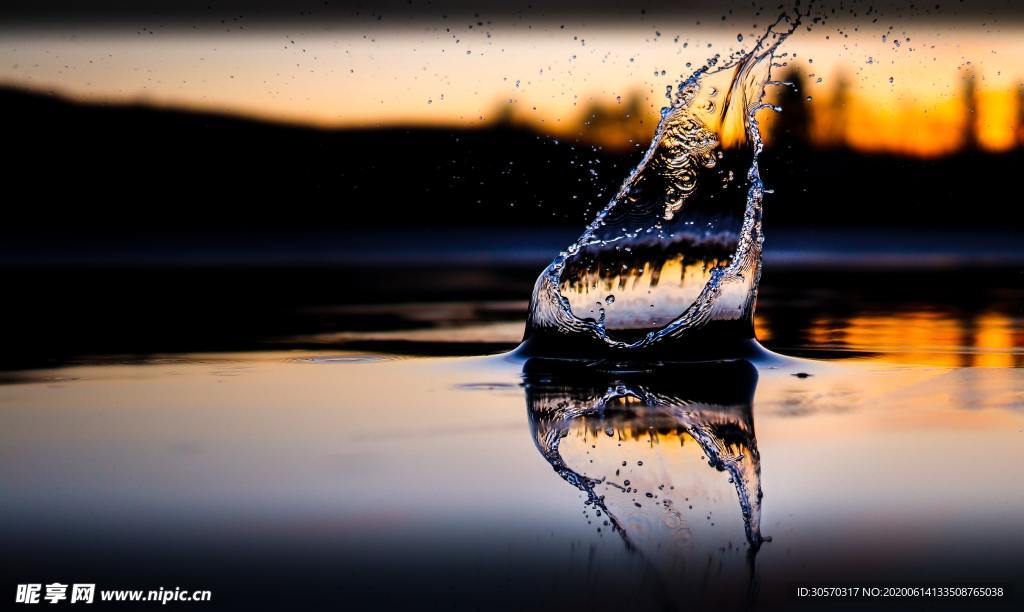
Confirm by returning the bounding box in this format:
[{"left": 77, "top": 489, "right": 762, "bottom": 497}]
[
  {"left": 522, "top": 358, "right": 765, "bottom": 550},
  {"left": 523, "top": 13, "right": 801, "bottom": 357}
]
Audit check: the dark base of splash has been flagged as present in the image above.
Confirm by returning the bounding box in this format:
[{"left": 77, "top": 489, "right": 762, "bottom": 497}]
[
  {"left": 522, "top": 356, "right": 759, "bottom": 405},
  {"left": 516, "top": 319, "right": 772, "bottom": 361}
]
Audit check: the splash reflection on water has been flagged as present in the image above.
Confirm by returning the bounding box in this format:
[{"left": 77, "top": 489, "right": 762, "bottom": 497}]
[
  {"left": 524, "top": 358, "right": 764, "bottom": 550},
  {"left": 0, "top": 331, "right": 1022, "bottom": 608}
]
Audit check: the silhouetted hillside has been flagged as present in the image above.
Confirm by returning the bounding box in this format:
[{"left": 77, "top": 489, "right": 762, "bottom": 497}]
[{"left": 2, "top": 84, "right": 1023, "bottom": 243}]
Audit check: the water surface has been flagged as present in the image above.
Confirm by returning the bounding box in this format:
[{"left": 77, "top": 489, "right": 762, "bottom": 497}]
[{"left": 2, "top": 290, "right": 1022, "bottom": 609}]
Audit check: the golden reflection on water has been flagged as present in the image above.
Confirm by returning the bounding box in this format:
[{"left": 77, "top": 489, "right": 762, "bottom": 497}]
[
  {"left": 753, "top": 314, "right": 773, "bottom": 343},
  {"left": 287, "top": 301, "right": 1024, "bottom": 368},
  {"left": 781, "top": 309, "right": 1024, "bottom": 367},
  {"left": 975, "top": 313, "right": 1018, "bottom": 368}
]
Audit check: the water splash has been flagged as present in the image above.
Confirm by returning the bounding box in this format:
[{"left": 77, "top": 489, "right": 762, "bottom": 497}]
[
  {"left": 523, "top": 13, "right": 801, "bottom": 357},
  {"left": 523, "top": 358, "right": 765, "bottom": 551}
]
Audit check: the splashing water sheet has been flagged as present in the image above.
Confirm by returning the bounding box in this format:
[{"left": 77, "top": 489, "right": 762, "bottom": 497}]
[{"left": 523, "top": 12, "right": 802, "bottom": 358}]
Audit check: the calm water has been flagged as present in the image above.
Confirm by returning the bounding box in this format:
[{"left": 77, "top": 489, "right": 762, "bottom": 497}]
[{"left": 2, "top": 272, "right": 1023, "bottom": 610}]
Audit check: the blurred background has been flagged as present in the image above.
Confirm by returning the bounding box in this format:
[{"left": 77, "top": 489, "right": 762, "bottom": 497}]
[{"left": 1, "top": 0, "right": 1023, "bottom": 368}]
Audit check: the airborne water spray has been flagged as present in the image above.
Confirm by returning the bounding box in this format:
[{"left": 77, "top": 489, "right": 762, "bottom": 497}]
[{"left": 523, "top": 11, "right": 804, "bottom": 358}]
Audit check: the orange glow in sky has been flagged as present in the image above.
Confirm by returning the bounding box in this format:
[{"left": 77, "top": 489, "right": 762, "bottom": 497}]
[{"left": 2, "top": 20, "right": 1023, "bottom": 157}]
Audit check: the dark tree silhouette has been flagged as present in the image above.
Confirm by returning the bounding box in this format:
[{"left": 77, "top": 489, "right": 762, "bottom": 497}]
[
  {"left": 1016, "top": 81, "right": 1024, "bottom": 148},
  {"left": 768, "top": 66, "right": 812, "bottom": 152},
  {"left": 827, "top": 70, "right": 851, "bottom": 148},
  {"left": 575, "top": 89, "right": 649, "bottom": 150},
  {"left": 961, "top": 67, "right": 980, "bottom": 151}
]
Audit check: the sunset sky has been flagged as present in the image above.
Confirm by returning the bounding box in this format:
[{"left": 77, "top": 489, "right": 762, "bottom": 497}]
[{"left": 3, "top": 5, "right": 1024, "bottom": 156}]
